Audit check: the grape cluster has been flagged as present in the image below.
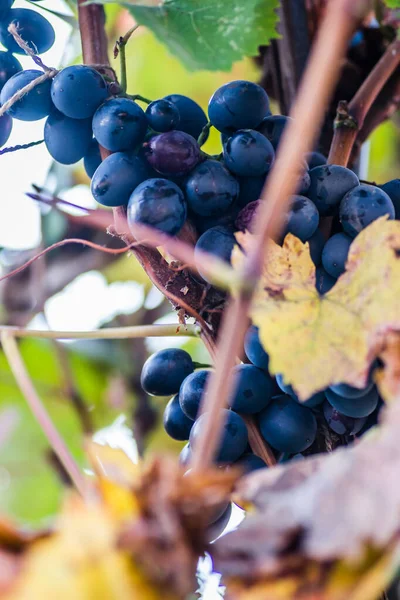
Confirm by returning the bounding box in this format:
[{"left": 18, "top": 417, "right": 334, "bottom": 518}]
[{"left": 141, "top": 330, "right": 382, "bottom": 472}]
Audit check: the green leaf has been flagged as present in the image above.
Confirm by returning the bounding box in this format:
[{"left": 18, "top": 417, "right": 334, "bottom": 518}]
[
  {"left": 384, "top": 0, "right": 400, "bottom": 8},
  {"left": 118, "top": 0, "right": 280, "bottom": 71}
]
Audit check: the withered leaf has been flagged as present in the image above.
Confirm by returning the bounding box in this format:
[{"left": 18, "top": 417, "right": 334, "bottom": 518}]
[
  {"left": 212, "top": 401, "right": 400, "bottom": 598},
  {"left": 232, "top": 217, "right": 400, "bottom": 400}
]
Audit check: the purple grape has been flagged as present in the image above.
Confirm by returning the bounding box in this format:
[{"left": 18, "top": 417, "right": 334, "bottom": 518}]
[{"left": 143, "top": 130, "right": 201, "bottom": 177}]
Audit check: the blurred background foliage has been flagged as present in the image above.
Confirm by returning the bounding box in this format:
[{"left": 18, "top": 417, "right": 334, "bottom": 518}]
[{"left": 0, "top": 2, "right": 398, "bottom": 528}]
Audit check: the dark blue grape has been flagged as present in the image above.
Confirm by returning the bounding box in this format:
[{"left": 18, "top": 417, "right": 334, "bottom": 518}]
[
  {"left": 127, "top": 178, "right": 187, "bottom": 236},
  {"left": 0, "top": 9, "right": 55, "bottom": 55},
  {"left": 329, "top": 381, "right": 374, "bottom": 399},
  {"left": 51, "top": 65, "right": 108, "bottom": 120},
  {"left": 340, "top": 184, "right": 395, "bottom": 237},
  {"left": 146, "top": 99, "right": 180, "bottom": 132},
  {"left": 179, "top": 370, "right": 210, "bottom": 420},
  {"left": 230, "top": 364, "right": 274, "bottom": 414},
  {"left": 184, "top": 159, "right": 239, "bottom": 217},
  {"left": 224, "top": 129, "right": 274, "bottom": 177},
  {"left": 141, "top": 348, "right": 194, "bottom": 396},
  {"left": 297, "top": 169, "right": 311, "bottom": 196},
  {"left": 189, "top": 408, "right": 248, "bottom": 463},
  {"left": 323, "top": 401, "right": 366, "bottom": 436},
  {"left": 276, "top": 373, "right": 295, "bottom": 397},
  {"left": 237, "top": 174, "right": 266, "bottom": 208},
  {"left": 0, "top": 51, "right": 21, "bottom": 93},
  {"left": 194, "top": 225, "right": 236, "bottom": 282},
  {"left": 276, "top": 375, "right": 324, "bottom": 408},
  {"left": 208, "top": 80, "right": 270, "bottom": 134},
  {"left": 315, "top": 266, "right": 336, "bottom": 294},
  {"left": 349, "top": 30, "right": 364, "bottom": 49},
  {"left": 0, "top": 0, "right": 13, "bottom": 19},
  {"left": 257, "top": 115, "right": 291, "bottom": 150},
  {"left": 234, "top": 453, "right": 267, "bottom": 474},
  {"left": 143, "top": 130, "right": 200, "bottom": 177},
  {"left": 163, "top": 395, "right": 193, "bottom": 441},
  {"left": 258, "top": 394, "right": 317, "bottom": 453},
  {"left": 308, "top": 165, "right": 359, "bottom": 216},
  {"left": 0, "top": 113, "right": 12, "bottom": 147},
  {"left": 163, "top": 94, "right": 207, "bottom": 139},
  {"left": 284, "top": 195, "right": 319, "bottom": 242},
  {"left": 194, "top": 201, "right": 240, "bottom": 234},
  {"left": 308, "top": 228, "right": 325, "bottom": 266},
  {"left": 91, "top": 152, "right": 150, "bottom": 207},
  {"left": 83, "top": 139, "right": 101, "bottom": 178},
  {"left": 380, "top": 179, "right": 400, "bottom": 219},
  {"left": 0, "top": 69, "right": 52, "bottom": 121},
  {"left": 92, "top": 98, "right": 147, "bottom": 152},
  {"left": 325, "top": 386, "right": 378, "bottom": 418},
  {"left": 244, "top": 325, "right": 269, "bottom": 371},
  {"left": 207, "top": 503, "right": 232, "bottom": 541},
  {"left": 321, "top": 232, "right": 352, "bottom": 278},
  {"left": 306, "top": 151, "right": 327, "bottom": 170},
  {"left": 44, "top": 111, "right": 92, "bottom": 165},
  {"left": 179, "top": 442, "right": 191, "bottom": 466}
]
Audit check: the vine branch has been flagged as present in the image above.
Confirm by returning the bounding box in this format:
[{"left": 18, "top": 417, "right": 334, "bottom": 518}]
[
  {"left": 190, "top": 0, "right": 369, "bottom": 473},
  {"left": 328, "top": 38, "right": 400, "bottom": 166},
  {"left": 1, "top": 332, "right": 88, "bottom": 497}
]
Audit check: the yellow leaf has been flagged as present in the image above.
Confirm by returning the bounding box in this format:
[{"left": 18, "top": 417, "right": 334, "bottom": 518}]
[{"left": 232, "top": 218, "right": 400, "bottom": 400}]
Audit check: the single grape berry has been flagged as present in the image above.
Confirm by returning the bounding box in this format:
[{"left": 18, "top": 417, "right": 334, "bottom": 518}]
[
  {"left": 208, "top": 80, "right": 270, "bottom": 134},
  {"left": 329, "top": 381, "right": 374, "bottom": 399},
  {"left": 237, "top": 174, "right": 266, "bottom": 208},
  {"left": 380, "top": 179, "right": 400, "bottom": 218},
  {"left": 325, "top": 386, "right": 378, "bottom": 418},
  {"left": 321, "top": 232, "right": 352, "bottom": 279},
  {"left": 258, "top": 394, "right": 317, "bottom": 453},
  {"left": 284, "top": 195, "right": 319, "bottom": 242},
  {"left": 340, "top": 184, "right": 395, "bottom": 238},
  {"left": 315, "top": 266, "right": 336, "bottom": 294},
  {"left": 234, "top": 453, "right": 267, "bottom": 474},
  {"left": 0, "top": 113, "right": 12, "bottom": 148},
  {"left": 179, "top": 370, "right": 210, "bottom": 420},
  {"left": 323, "top": 401, "right": 366, "bottom": 436},
  {"left": 143, "top": 130, "right": 200, "bottom": 177},
  {"left": 257, "top": 115, "right": 292, "bottom": 150},
  {"left": 308, "top": 228, "right": 325, "bottom": 266},
  {"left": 223, "top": 129, "right": 275, "bottom": 177},
  {"left": 230, "top": 364, "right": 274, "bottom": 414},
  {"left": 0, "top": 69, "right": 52, "bottom": 121},
  {"left": 236, "top": 200, "right": 260, "bottom": 233},
  {"left": 0, "top": 51, "right": 22, "bottom": 93},
  {"left": 44, "top": 111, "right": 92, "bottom": 165},
  {"left": 127, "top": 178, "right": 187, "bottom": 236},
  {"left": 51, "top": 65, "right": 108, "bottom": 120},
  {"left": 306, "top": 151, "right": 327, "bottom": 170},
  {"left": 163, "top": 395, "right": 193, "bottom": 441},
  {"left": 189, "top": 409, "right": 248, "bottom": 463},
  {"left": 0, "top": 9, "right": 55, "bottom": 55},
  {"left": 83, "top": 139, "right": 102, "bottom": 178},
  {"left": 92, "top": 97, "right": 147, "bottom": 152},
  {"left": 163, "top": 94, "right": 207, "bottom": 139},
  {"left": 184, "top": 159, "right": 239, "bottom": 217},
  {"left": 276, "top": 373, "right": 295, "bottom": 397},
  {"left": 141, "top": 348, "right": 194, "bottom": 396},
  {"left": 244, "top": 325, "right": 269, "bottom": 371},
  {"left": 206, "top": 503, "right": 232, "bottom": 542},
  {"left": 91, "top": 153, "right": 150, "bottom": 207},
  {"left": 146, "top": 99, "right": 180, "bottom": 132},
  {"left": 194, "top": 202, "right": 240, "bottom": 235},
  {"left": 195, "top": 226, "right": 236, "bottom": 282},
  {"left": 308, "top": 165, "right": 359, "bottom": 216}
]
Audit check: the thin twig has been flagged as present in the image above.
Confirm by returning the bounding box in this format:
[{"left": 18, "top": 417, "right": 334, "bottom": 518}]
[
  {"left": 328, "top": 38, "right": 400, "bottom": 166},
  {"left": 0, "top": 323, "right": 201, "bottom": 340},
  {"left": 1, "top": 332, "right": 87, "bottom": 497},
  {"left": 190, "top": 0, "right": 369, "bottom": 473},
  {"left": 114, "top": 25, "right": 139, "bottom": 93},
  {"left": 0, "top": 140, "right": 44, "bottom": 155}
]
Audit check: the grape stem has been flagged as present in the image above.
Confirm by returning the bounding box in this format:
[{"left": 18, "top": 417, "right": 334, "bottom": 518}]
[
  {"left": 328, "top": 38, "right": 400, "bottom": 167},
  {"left": 1, "top": 332, "right": 88, "bottom": 498},
  {"left": 189, "top": 0, "right": 369, "bottom": 473},
  {"left": 114, "top": 25, "right": 139, "bottom": 93},
  {"left": 0, "top": 323, "right": 201, "bottom": 340}
]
